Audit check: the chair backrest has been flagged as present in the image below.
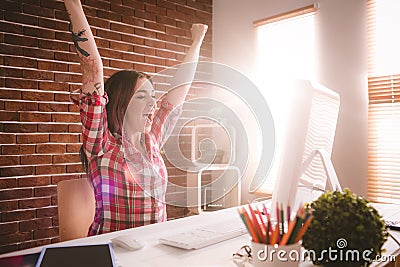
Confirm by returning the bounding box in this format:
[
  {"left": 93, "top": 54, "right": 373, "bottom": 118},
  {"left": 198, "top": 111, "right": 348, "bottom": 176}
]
[{"left": 57, "top": 178, "right": 95, "bottom": 241}]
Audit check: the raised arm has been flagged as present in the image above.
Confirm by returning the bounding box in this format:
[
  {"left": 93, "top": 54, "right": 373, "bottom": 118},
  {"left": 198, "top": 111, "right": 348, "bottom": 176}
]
[
  {"left": 165, "top": 24, "right": 208, "bottom": 107},
  {"left": 64, "top": 0, "right": 104, "bottom": 95}
]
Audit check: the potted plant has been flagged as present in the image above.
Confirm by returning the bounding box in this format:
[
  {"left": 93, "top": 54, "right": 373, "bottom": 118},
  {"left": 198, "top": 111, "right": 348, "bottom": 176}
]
[{"left": 302, "top": 188, "right": 388, "bottom": 267}]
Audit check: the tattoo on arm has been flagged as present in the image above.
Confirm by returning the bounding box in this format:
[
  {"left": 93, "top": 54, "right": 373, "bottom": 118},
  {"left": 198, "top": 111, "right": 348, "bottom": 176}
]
[
  {"left": 93, "top": 82, "right": 101, "bottom": 95},
  {"left": 71, "top": 30, "right": 90, "bottom": 57}
]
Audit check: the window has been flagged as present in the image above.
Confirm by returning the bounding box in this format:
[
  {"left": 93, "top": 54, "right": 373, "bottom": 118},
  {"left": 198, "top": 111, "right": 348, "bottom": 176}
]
[
  {"left": 254, "top": 5, "right": 317, "bottom": 193},
  {"left": 367, "top": 0, "right": 400, "bottom": 204}
]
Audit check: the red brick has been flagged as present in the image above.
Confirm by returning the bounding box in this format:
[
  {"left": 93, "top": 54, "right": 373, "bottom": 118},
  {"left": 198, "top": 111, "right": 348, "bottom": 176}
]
[
  {"left": 18, "top": 238, "right": 51, "bottom": 251},
  {"left": 145, "top": 3, "right": 166, "bottom": 16},
  {"left": 23, "top": 47, "right": 54, "bottom": 60},
  {"left": 22, "top": 92, "right": 54, "bottom": 102},
  {"left": 0, "top": 188, "right": 33, "bottom": 201},
  {"left": 176, "top": 36, "right": 192, "bottom": 46},
  {"left": 4, "top": 11, "right": 38, "bottom": 26},
  {"left": 0, "top": 156, "right": 19, "bottom": 167},
  {"left": 23, "top": 4, "right": 54, "bottom": 18},
  {"left": 20, "top": 155, "right": 52, "bottom": 165},
  {"left": 134, "top": 9, "right": 156, "bottom": 21},
  {"left": 96, "top": 9, "right": 121, "bottom": 22},
  {"left": 166, "top": 8, "right": 186, "bottom": 21},
  {"left": 38, "top": 39, "right": 69, "bottom": 51},
  {"left": 0, "top": 166, "right": 35, "bottom": 177},
  {"left": 109, "top": 59, "right": 133, "bottom": 69},
  {"left": 33, "top": 227, "right": 58, "bottom": 239},
  {"left": 134, "top": 46, "right": 156, "bottom": 56},
  {"left": 17, "top": 134, "right": 49, "bottom": 144},
  {"left": 3, "top": 123, "right": 38, "bottom": 133},
  {"left": 20, "top": 112, "right": 51, "bottom": 123},
  {"left": 121, "top": 0, "right": 144, "bottom": 9},
  {"left": 55, "top": 31, "right": 73, "bottom": 42},
  {"left": 121, "top": 52, "right": 145, "bottom": 63},
  {"left": 4, "top": 33, "right": 38, "bottom": 47},
  {"left": 67, "top": 163, "right": 84, "bottom": 173},
  {"left": 5, "top": 78, "right": 38, "bottom": 89},
  {"left": 39, "top": 102, "right": 68, "bottom": 112},
  {"left": 68, "top": 124, "right": 82, "bottom": 133},
  {"left": 54, "top": 72, "right": 81, "bottom": 83},
  {"left": 135, "top": 28, "right": 157, "bottom": 39},
  {"left": 53, "top": 154, "right": 80, "bottom": 164},
  {"left": 36, "top": 206, "right": 57, "bottom": 218},
  {"left": 110, "top": 3, "right": 135, "bottom": 16},
  {"left": 156, "top": 49, "right": 176, "bottom": 59},
  {"left": 145, "top": 56, "right": 166, "bottom": 66},
  {"left": 145, "top": 39, "right": 166, "bottom": 49},
  {"left": 19, "top": 217, "right": 52, "bottom": 232},
  {"left": 156, "top": 15, "right": 176, "bottom": 27},
  {"left": 1, "top": 144, "right": 35, "bottom": 155},
  {"left": 133, "top": 63, "right": 155, "bottom": 74},
  {"left": 36, "top": 144, "right": 66, "bottom": 154},
  {"left": 0, "top": 111, "right": 19, "bottom": 121},
  {"left": 49, "top": 133, "right": 79, "bottom": 143},
  {"left": 0, "top": 232, "right": 32, "bottom": 246},
  {"left": 109, "top": 40, "right": 133, "bottom": 52},
  {"left": 0, "top": 67, "right": 22, "bottom": 78},
  {"left": 66, "top": 143, "right": 82, "bottom": 153},
  {"left": 0, "top": 44, "right": 23, "bottom": 56},
  {"left": 0, "top": 133, "right": 16, "bottom": 144},
  {"left": 18, "top": 176, "right": 51, "bottom": 187},
  {"left": 39, "top": 81, "right": 69, "bottom": 92},
  {"left": 51, "top": 174, "right": 81, "bottom": 184},
  {"left": 35, "top": 165, "right": 66, "bottom": 175},
  {"left": 37, "top": 123, "right": 69, "bottom": 133},
  {"left": 121, "top": 15, "right": 145, "bottom": 28},
  {"left": 0, "top": 244, "right": 18, "bottom": 254},
  {"left": 156, "top": 0, "right": 177, "bottom": 10},
  {"left": 0, "top": 200, "right": 18, "bottom": 212},
  {"left": 166, "top": 42, "right": 185, "bottom": 53},
  {"left": 0, "top": 21, "right": 22, "bottom": 34},
  {"left": 38, "top": 60, "right": 68, "bottom": 72},
  {"left": 19, "top": 197, "right": 51, "bottom": 209},
  {"left": 38, "top": 18, "right": 68, "bottom": 32},
  {"left": 5, "top": 101, "right": 38, "bottom": 111},
  {"left": 0, "top": 222, "right": 18, "bottom": 235},
  {"left": 54, "top": 51, "right": 79, "bottom": 63},
  {"left": 54, "top": 93, "right": 70, "bottom": 102},
  {"left": 0, "top": 178, "right": 17, "bottom": 189},
  {"left": 1, "top": 1, "right": 22, "bottom": 13},
  {"left": 67, "top": 63, "right": 81, "bottom": 74},
  {"left": 0, "top": 88, "right": 21, "bottom": 99},
  {"left": 97, "top": 28, "right": 122, "bottom": 41},
  {"left": 23, "top": 26, "right": 55, "bottom": 39},
  {"left": 4, "top": 56, "right": 37, "bottom": 68},
  {"left": 55, "top": 10, "right": 69, "bottom": 21},
  {"left": 157, "top": 32, "right": 177, "bottom": 43}
]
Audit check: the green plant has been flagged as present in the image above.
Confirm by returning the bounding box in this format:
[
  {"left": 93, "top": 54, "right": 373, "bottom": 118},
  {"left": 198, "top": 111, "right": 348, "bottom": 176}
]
[{"left": 302, "top": 189, "right": 388, "bottom": 267}]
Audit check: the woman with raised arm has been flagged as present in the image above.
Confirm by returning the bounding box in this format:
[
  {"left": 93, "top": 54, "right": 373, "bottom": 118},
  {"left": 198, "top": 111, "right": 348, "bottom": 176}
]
[{"left": 64, "top": 0, "right": 208, "bottom": 235}]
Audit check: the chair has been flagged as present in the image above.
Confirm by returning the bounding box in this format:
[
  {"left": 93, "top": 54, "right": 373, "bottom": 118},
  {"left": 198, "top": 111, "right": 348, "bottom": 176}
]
[{"left": 57, "top": 178, "right": 95, "bottom": 241}]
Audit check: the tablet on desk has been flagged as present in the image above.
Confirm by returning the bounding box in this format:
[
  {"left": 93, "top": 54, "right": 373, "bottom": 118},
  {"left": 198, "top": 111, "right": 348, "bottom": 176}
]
[{"left": 35, "top": 243, "right": 117, "bottom": 267}]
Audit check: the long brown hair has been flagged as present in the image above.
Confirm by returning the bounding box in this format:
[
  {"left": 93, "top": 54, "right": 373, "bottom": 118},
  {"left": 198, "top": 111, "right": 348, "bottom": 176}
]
[{"left": 80, "top": 70, "right": 150, "bottom": 173}]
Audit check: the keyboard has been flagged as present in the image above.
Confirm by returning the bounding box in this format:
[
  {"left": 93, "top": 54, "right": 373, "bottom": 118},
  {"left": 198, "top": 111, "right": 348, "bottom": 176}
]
[{"left": 159, "top": 218, "right": 248, "bottom": 249}]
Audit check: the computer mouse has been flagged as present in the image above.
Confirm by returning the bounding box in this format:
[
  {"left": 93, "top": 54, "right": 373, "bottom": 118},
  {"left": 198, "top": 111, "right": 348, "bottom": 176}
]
[{"left": 111, "top": 235, "right": 145, "bottom": 251}]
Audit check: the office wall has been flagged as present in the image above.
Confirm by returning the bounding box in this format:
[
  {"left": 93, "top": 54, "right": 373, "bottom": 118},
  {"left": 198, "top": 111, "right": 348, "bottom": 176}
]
[
  {"left": 0, "top": 0, "right": 212, "bottom": 254},
  {"left": 212, "top": 0, "right": 368, "bottom": 201}
]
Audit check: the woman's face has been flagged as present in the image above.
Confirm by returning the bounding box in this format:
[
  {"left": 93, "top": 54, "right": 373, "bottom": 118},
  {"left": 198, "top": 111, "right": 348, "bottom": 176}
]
[{"left": 125, "top": 77, "right": 156, "bottom": 133}]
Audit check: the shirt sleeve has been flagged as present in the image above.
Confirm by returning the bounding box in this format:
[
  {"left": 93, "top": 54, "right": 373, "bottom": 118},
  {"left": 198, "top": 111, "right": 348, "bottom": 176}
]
[
  {"left": 150, "top": 98, "right": 182, "bottom": 148},
  {"left": 71, "top": 91, "right": 110, "bottom": 157}
]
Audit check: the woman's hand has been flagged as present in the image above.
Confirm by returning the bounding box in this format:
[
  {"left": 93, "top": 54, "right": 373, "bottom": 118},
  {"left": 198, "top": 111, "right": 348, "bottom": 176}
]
[{"left": 191, "top": 24, "right": 208, "bottom": 43}]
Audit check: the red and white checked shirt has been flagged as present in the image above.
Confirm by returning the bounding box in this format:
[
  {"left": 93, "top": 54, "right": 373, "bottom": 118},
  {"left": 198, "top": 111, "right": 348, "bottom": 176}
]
[{"left": 73, "top": 92, "right": 181, "bottom": 236}]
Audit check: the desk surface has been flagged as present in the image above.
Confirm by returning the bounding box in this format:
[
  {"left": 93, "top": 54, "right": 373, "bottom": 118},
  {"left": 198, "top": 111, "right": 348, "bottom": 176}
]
[{"left": 1, "top": 204, "right": 399, "bottom": 267}]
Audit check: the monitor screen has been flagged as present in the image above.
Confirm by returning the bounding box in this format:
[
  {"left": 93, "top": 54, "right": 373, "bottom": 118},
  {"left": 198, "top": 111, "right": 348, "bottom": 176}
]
[{"left": 35, "top": 243, "right": 116, "bottom": 267}]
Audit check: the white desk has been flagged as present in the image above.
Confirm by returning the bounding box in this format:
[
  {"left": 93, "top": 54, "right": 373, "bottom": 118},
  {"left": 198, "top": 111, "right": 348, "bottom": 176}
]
[{"left": 1, "top": 204, "right": 399, "bottom": 267}]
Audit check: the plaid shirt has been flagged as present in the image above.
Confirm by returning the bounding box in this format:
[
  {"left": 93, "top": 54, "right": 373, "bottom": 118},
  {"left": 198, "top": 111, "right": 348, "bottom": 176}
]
[{"left": 73, "top": 92, "right": 181, "bottom": 235}]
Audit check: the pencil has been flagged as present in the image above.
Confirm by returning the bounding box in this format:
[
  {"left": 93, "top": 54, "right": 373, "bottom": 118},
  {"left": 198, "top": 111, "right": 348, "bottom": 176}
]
[
  {"left": 270, "top": 223, "right": 280, "bottom": 245},
  {"left": 279, "top": 216, "right": 296, "bottom": 245},
  {"left": 287, "top": 206, "right": 306, "bottom": 244},
  {"left": 294, "top": 214, "right": 313, "bottom": 243},
  {"left": 248, "top": 204, "right": 265, "bottom": 243},
  {"left": 238, "top": 207, "right": 259, "bottom": 242}
]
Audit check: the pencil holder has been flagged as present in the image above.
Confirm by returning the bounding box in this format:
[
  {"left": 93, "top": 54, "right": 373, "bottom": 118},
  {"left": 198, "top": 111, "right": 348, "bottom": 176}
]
[{"left": 251, "top": 241, "right": 301, "bottom": 267}]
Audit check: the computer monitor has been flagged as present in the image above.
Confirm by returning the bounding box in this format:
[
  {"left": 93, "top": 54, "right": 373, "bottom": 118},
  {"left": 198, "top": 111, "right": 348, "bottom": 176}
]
[{"left": 270, "top": 79, "right": 341, "bottom": 219}]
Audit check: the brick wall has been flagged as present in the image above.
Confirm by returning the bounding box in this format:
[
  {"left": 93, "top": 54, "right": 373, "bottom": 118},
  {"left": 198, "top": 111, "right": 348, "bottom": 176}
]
[{"left": 0, "top": 0, "right": 212, "bottom": 254}]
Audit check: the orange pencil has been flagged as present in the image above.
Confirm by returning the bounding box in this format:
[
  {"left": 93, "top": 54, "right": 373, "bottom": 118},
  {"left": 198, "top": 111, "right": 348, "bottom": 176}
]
[
  {"left": 279, "top": 216, "right": 297, "bottom": 245},
  {"left": 294, "top": 214, "right": 313, "bottom": 243},
  {"left": 270, "top": 223, "right": 280, "bottom": 245},
  {"left": 240, "top": 207, "right": 261, "bottom": 243},
  {"left": 248, "top": 204, "right": 265, "bottom": 243}
]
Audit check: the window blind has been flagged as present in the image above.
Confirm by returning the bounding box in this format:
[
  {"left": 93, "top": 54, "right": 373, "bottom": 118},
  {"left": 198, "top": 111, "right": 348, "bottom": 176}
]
[{"left": 367, "top": 0, "right": 400, "bottom": 204}]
